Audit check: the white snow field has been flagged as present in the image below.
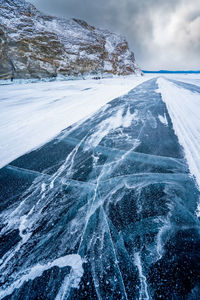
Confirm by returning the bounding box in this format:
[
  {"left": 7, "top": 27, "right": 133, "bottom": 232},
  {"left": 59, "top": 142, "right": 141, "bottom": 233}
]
[
  {"left": 0, "top": 75, "right": 153, "bottom": 169},
  {"left": 161, "top": 73, "right": 200, "bottom": 87},
  {"left": 158, "top": 77, "right": 200, "bottom": 216}
]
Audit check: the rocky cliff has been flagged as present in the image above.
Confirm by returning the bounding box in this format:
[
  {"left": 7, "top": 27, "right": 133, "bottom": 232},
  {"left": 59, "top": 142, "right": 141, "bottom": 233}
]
[{"left": 0, "top": 0, "right": 141, "bottom": 80}]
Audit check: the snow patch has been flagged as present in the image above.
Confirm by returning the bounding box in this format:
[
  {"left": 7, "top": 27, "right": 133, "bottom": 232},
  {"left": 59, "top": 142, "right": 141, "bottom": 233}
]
[{"left": 158, "top": 114, "right": 168, "bottom": 126}]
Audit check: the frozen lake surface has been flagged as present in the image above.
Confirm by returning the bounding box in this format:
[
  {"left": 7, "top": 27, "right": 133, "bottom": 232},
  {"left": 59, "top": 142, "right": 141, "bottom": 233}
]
[
  {"left": 0, "top": 75, "right": 200, "bottom": 299},
  {"left": 0, "top": 75, "right": 150, "bottom": 169}
]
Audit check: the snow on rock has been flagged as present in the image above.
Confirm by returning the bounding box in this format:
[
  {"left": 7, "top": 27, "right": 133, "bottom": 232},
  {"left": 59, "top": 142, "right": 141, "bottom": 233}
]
[
  {"left": 157, "top": 77, "right": 200, "bottom": 216},
  {"left": 0, "top": 0, "right": 141, "bottom": 80}
]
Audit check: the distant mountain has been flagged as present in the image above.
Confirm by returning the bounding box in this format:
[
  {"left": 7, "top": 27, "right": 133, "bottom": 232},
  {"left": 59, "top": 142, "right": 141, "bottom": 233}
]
[
  {"left": 143, "top": 70, "right": 200, "bottom": 74},
  {"left": 0, "top": 0, "right": 141, "bottom": 80}
]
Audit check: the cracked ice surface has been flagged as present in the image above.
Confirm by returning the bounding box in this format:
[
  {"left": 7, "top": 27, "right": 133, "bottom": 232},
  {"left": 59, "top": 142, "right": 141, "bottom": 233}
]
[
  {"left": 0, "top": 78, "right": 200, "bottom": 299},
  {"left": 158, "top": 78, "right": 200, "bottom": 216}
]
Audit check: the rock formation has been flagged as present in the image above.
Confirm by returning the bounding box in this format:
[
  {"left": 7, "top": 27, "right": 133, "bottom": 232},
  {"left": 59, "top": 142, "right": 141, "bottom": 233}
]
[{"left": 0, "top": 0, "right": 141, "bottom": 80}]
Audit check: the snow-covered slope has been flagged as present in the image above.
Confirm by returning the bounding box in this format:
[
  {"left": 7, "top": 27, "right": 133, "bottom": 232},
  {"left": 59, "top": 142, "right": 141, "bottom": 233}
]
[{"left": 0, "top": 0, "right": 141, "bottom": 80}]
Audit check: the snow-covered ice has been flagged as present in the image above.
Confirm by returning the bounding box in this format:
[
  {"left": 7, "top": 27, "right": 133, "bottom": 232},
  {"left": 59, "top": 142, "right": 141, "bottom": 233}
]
[
  {"left": 0, "top": 75, "right": 153, "bottom": 169},
  {"left": 160, "top": 73, "right": 200, "bottom": 87}
]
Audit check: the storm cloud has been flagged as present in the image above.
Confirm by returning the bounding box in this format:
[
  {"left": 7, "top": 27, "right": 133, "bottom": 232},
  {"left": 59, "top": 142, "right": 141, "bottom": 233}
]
[{"left": 30, "top": 0, "right": 200, "bottom": 70}]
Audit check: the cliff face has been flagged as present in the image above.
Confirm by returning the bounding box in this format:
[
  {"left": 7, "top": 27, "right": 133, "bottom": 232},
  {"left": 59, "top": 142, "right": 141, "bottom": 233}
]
[{"left": 0, "top": 0, "right": 141, "bottom": 80}]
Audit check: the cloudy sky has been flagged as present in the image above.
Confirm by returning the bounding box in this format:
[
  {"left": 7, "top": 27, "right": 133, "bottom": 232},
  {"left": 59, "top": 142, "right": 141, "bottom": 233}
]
[{"left": 30, "top": 0, "right": 200, "bottom": 70}]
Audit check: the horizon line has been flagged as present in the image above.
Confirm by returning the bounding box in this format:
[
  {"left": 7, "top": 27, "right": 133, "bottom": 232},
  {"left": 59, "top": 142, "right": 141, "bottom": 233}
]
[{"left": 142, "top": 70, "right": 200, "bottom": 73}]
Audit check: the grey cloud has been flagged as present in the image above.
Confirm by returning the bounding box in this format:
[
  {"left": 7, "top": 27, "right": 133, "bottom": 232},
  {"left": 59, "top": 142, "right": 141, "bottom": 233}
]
[{"left": 30, "top": 0, "right": 200, "bottom": 70}]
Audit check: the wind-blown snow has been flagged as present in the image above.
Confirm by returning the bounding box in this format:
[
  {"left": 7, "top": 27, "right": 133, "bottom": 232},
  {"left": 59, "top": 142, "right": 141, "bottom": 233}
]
[
  {"left": 0, "top": 76, "right": 153, "bottom": 169},
  {"left": 0, "top": 254, "right": 83, "bottom": 299},
  {"left": 84, "top": 107, "right": 136, "bottom": 150},
  {"left": 157, "top": 77, "right": 200, "bottom": 216}
]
